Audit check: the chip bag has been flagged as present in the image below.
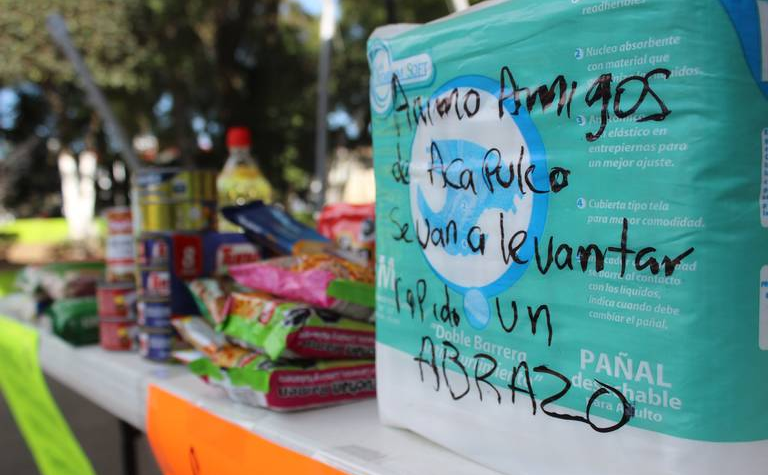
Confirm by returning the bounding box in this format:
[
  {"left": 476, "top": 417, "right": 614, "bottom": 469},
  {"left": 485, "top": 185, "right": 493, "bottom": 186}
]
[
  {"left": 228, "top": 254, "right": 375, "bottom": 319},
  {"left": 221, "top": 291, "right": 375, "bottom": 360},
  {"left": 190, "top": 354, "right": 375, "bottom": 411}
]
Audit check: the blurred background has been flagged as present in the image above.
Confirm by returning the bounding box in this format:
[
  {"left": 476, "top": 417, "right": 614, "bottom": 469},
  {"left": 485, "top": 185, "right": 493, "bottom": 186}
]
[{"left": 0, "top": 0, "right": 484, "bottom": 221}]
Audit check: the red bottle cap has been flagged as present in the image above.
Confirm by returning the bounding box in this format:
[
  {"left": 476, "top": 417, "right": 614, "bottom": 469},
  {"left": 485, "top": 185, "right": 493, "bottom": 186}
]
[{"left": 226, "top": 127, "right": 251, "bottom": 148}]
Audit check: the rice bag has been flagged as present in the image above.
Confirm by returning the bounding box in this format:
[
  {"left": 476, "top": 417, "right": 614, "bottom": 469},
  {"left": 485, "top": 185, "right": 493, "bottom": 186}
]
[
  {"left": 49, "top": 297, "right": 99, "bottom": 346},
  {"left": 228, "top": 254, "right": 375, "bottom": 319},
  {"left": 189, "top": 354, "right": 376, "bottom": 411},
  {"left": 369, "top": 1, "right": 768, "bottom": 474},
  {"left": 221, "top": 291, "right": 375, "bottom": 360}
]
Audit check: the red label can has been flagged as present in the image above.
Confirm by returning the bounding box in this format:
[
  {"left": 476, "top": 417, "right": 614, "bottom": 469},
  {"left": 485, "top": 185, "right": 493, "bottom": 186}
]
[
  {"left": 99, "top": 318, "right": 137, "bottom": 351},
  {"left": 96, "top": 282, "right": 136, "bottom": 318}
]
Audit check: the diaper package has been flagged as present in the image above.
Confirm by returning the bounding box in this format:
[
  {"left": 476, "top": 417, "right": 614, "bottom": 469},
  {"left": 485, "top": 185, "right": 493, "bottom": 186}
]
[{"left": 368, "top": 1, "right": 768, "bottom": 474}]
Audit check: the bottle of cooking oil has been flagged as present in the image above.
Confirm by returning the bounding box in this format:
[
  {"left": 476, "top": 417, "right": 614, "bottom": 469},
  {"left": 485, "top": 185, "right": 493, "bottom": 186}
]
[{"left": 217, "top": 127, "right": 273, "bottom": 231}]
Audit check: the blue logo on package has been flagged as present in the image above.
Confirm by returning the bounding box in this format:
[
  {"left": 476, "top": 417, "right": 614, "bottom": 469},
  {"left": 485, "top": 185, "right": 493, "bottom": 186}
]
[
  {"left": 409, "top": 75, "right": 549, "bottom": 330},
  {"left": 368, "top": 39, "right": 434, "bottom": 115},
  {"left": 719, "top": 0, "right": 768, "bottom": 98}
]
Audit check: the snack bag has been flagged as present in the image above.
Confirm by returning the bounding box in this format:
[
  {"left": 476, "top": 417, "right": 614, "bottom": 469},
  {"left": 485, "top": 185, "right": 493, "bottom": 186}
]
[
  {"left": 369, "top": 1, "right": 768, "bottom": 475},
  {"left": 317, "top": 203, "right": 376, "bottom": 265},
  {"left": 49, "top": 297, "right": 100, "bottom": 346},
  {"left": 221, "top": 291, "right": 375, "bottom": 360},
  {"left": 228, "top": 254, "right": 375, "bottom": 319},
  {"left": 186, "top": 278, "right": 241, "bottom": 326},
  {"left": 221, "top": 201, "right": 329, "bottom": 255},
  {"left": 190, "top": 354, "right": 376, "bottom": 411}
]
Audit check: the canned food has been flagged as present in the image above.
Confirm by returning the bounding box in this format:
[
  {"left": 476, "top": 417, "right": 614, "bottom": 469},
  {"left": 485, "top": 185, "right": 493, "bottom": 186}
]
[
  {"left": 105, "top": 234, "right": 135, "bottom": 281},
  {"left": 96, "top": 281, "right": 136, "bottom": 318},
  {"left": 137, "top": 233, "right": 171, "bottom": 267},
  {"left": 104, "top": 206, "right": 133, "bottom": 235},
  {"left": 140, "top": 201, "right": 173, "bottom": 233},
  {"left": 99, "top": 318, "right": 137, "bottom": 351},
  {"left": 138, "top": 328, "right": 175, "bottom": 361},
  {"left": 135, "top": 167, "right": 180, "bottom": 202},
  {"left": 137, "top": 299, "right": 172, "bottom": 328},
  {"left": 174, "top": 201, "right": 216, "bottom": 231},
  {"left": 198, "top": 170, "right": 218, "bottom": 201},
  {"left": 139, "top": 268, "right": 171, "bottom": 297},
  {"left": 170, "top": 169, "right": 218, "bottom": 202}
]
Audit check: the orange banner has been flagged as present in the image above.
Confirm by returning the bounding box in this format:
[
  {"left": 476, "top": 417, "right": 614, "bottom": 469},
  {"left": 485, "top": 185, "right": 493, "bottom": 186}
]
[{"left": 146, "top": 384, "right": 347, "bottom": 475}]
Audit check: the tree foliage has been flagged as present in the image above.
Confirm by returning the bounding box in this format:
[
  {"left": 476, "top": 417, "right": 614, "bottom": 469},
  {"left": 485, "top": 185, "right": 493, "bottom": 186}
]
[{"left": 0, "top": 0, "right": 483, "bottom": 216}]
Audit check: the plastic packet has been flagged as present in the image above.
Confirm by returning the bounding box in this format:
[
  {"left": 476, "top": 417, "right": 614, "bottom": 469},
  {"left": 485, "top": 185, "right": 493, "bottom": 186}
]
[
  {"left": 221, "top": 291, "right": 375, "bottom": 360},
  {"left": 171, "top": 316, "right": 228, "bottom": 356},
  {"left": 221, "top": 201, "right": 329, "bottom": 255},
  {"left": 186, "top": 278, "right": 243, "bottom": 326},
  {"left": 317, "top": 203, "right": 376, "bottom": 266},
  {"left": 228, "top": 254, "right": 375, "bottom": 319},
  {"left": 189, "top": 354, "right": 375, "bottom": 411},
  {"left": 49, "top": 297, "right": 100, "bottom": 346}
]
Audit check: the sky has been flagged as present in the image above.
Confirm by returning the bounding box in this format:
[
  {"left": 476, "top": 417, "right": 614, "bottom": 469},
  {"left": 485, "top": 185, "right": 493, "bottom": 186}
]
[{"left": 294, "top": 0, "right": 340, "bottom": 16}]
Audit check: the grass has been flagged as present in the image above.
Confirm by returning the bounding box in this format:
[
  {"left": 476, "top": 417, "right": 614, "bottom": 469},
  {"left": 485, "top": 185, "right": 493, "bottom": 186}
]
[{"left": 0, "top": 218, "right": 105, "bottom": 244}]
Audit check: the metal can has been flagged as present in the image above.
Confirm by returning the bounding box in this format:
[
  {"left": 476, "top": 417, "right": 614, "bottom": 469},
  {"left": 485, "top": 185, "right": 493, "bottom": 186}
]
[
  {"left": 171, "top": 169, "right": 218, "bottom": 202},
  {"left": 138, "top": 268, "right": 171, "bottom": 297},
  {"left": 137, "top": 299, "right": 172, "bottom": 328},
  {"left": 104, "top": 206, "right": 133, "bottom": 235},
  {"left": 99, "top": 318, "right": 137, "bottom": 351},
  {"left": 140, "top": 201, "right": 173, "bottom": 233},
  {"left": 173, "top": 201, "right": 216, "bottom": 231},
  {"left": 197, "top": 169, "right": 218, "bottom": 201},
  {"left": 105, "top": 234, "right": 135, "bottom": 282},
  {"left": 137, "top": 233, "right": 171, "bottom": 267},
  {"left": 135, "top": 167, "right": 180, "bottom": 203},
  {"left": 138, "top": 328, "right": 175, "bottom": 361},
  {"left": 96, "top": 281, "right": 136, "bottom": 318}
]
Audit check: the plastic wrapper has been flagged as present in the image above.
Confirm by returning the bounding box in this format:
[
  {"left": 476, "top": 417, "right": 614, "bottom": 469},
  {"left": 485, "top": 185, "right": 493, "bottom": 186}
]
[
  {"left": 221, "top": 201, "right": 329, "bottom": 255},
  {"left": 186, "top": 278, "right": 241, "bottom": 326},
  {"left": 16, "top": 262, "right": 103, "bottom": 301},
  {"left": 369, "top": 1, "right": 768, "bottom": 474},
  {"left": 228, "top": 254, "right": 375, "bottom": 319},
  {"left": 189, "top": 353, "right": 375, "bottom": 411},
  {"left": 221, "top": 291, "right": 375, "bottom": 360},
  {"left": 49, "top": 297, "right": 99, "bottom": 346},
  {"left": 317, "top": 203, "right": 376, "bottom": 266}
]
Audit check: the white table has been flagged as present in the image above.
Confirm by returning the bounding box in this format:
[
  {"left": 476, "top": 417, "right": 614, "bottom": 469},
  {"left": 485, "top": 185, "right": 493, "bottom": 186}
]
[{"left": 36, "top": 329, "right": 502, "bottom": 475}]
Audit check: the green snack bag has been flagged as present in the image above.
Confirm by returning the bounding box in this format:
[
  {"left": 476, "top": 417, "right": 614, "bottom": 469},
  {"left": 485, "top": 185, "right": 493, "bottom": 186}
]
[
  {"left": 189, "top": 354, "right": 376, "bottom": 411},
  {"left": 369, "top": 1, "right": 768, "bottom": 474},
  {"left": 49, "top": 297, "right": 99, "bottom": 346},
  {"left": 222, "top": 291, "right": 375, "bottom": 360}
]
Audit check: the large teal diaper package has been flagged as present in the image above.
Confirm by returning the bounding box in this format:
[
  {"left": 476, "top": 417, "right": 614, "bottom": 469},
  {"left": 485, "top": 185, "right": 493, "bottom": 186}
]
[{"left": 368, "top": 1, "right": 768, "bottom": 474}]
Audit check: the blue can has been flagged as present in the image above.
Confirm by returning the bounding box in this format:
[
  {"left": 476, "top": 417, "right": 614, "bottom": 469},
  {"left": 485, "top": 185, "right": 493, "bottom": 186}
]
[
  {"left": 137, "top": 299, "right": 172, "bottom": 328},
  {"left": 138, "top": 328, "right": 174, "bottom": 361}
]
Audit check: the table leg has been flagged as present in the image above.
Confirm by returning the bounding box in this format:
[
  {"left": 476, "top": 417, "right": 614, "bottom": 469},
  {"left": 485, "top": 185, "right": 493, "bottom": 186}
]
[{"left": 119, "top": 419, "right": 140, "bottom": 475}]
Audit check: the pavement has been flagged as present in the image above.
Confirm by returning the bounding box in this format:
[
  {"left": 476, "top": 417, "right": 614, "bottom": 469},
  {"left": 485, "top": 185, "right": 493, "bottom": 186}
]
[{"left": 0, "top": 374, "right": 162, "bottom": 475}]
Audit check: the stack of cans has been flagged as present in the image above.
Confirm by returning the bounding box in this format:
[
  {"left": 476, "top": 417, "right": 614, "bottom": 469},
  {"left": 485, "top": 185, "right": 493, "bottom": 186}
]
[
  {"left": 104, "top": 206, "right": 135, "bottom": 282},
  {"left": 136, "top": 234, "right": 175, "bottom": 361},
  {"left": 132, "top": 168, "right": 218, "bottom": 361},
  {"left": 133, "top": 167, "right": 217, "bottom": 233},
  {"left": 98, "top": 207, "right": 138, "bottom": 350},
  {"left": 96, "top": 281, "right": 137, "bottom": 351}
]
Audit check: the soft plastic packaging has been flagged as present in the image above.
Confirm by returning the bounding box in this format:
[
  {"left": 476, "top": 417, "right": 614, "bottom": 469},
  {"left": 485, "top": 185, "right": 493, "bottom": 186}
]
[
  {"left": 228, "top": 254, "right": 375, "bottom": 319},
  {"left": 221, "top": 291, "right": 375, "bottom": 360},
  {"left": 190, "top": 354, "right": 376, "bottom": 411},
  {"left": 317, "top": 203, "right": 376, "bottom": 265},
  {"left": 221, "top": 201, "right": 329, "bottom": 255},
  {"left": 368, "top": 1, "right": 768, "bottom": 474}
]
